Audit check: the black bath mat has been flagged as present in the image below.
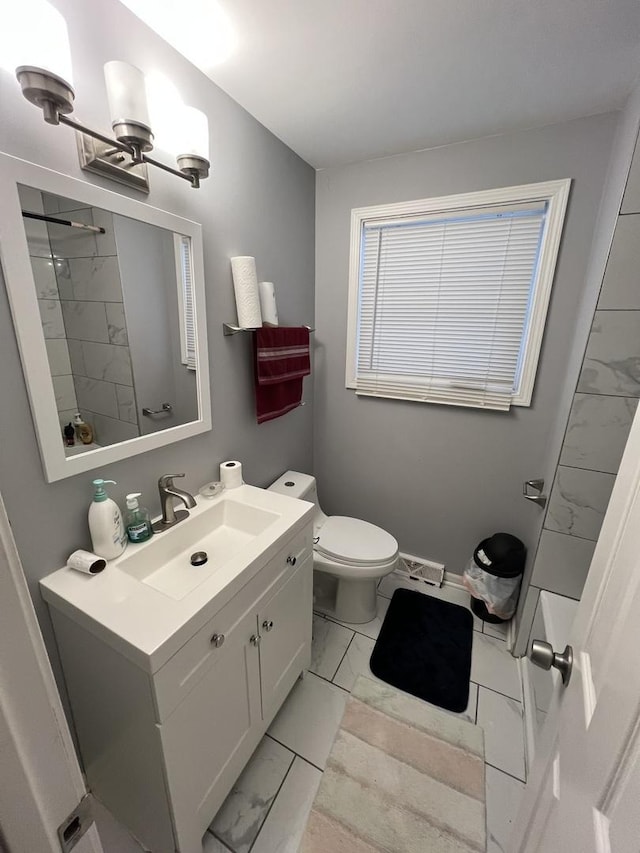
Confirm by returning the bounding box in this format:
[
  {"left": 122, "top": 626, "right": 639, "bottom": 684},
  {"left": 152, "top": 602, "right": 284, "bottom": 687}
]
[{"left": 369, "top": 588, "right": 473, "bottom": 712}]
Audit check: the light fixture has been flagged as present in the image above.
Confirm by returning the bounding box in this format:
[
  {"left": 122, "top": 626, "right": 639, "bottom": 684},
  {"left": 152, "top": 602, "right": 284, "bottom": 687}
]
[
  {"left": 173, "top": 106, "right": 211, "bottom": 183},
  {"left": 13, "top": 2, "right": 75, "bottom": 124},
  {"left": 104, "top": 61, "right": 154, "bottom": 159},
  {"left": 11, "top": 3, "right": 210, "bottom": 191}
]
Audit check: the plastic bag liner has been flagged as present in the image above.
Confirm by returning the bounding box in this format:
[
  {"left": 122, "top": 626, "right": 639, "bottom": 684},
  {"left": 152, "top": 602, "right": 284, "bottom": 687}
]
[{"left": 462, "top": 533, "right": 526, "bottom": 620}]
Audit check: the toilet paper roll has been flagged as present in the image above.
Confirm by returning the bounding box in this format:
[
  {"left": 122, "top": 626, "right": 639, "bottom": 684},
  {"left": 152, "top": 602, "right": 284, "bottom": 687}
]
[
  {"left": 220, "top": 460, "right": 243, "bottom": 489},
  {"left": 67, "top": 549, "right": 107, "bottom": 575},
  {"left": 231, "top": 257, "right": 262, "bottom": 328},
  {"left": 258, "top": 281, "right": 279, "bottom": 326}
]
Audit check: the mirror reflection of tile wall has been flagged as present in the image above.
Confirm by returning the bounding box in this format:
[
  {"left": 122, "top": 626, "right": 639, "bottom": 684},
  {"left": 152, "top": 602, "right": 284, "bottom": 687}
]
[{"left": 20, "top": 187, "right": 140, "bottom": 449}]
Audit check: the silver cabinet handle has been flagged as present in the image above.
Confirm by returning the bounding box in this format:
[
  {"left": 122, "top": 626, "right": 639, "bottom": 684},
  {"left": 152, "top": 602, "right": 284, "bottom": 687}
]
[
  {"left": 523, "top": 479, "right": 547, "bottom": 508},
  {"left": 262, "top": 620, "right": 274, "bottom": 632},
  {"left": 142, "top": 402, "right": 173, "bottom": 417},
  {"left": 210, "top": 633, "right": 225, "bottom": 648},
  {"left": 250, "top": 634, "right": 261, "bottom": 646},
  {"left": 530, "top": 639, "right": 573, "bottom": 686},
  {"left": 286, "top": 555, "right": 297, "bottom": 566}
]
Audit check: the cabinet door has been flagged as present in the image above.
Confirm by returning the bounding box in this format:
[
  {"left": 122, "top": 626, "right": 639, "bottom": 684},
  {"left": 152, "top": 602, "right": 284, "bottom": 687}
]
[
  {"left": 159, "top": 607, "right": 261, "bottom": 853},
  {"left": 258, "top": 557, "right": 312, "bottom": 721}
]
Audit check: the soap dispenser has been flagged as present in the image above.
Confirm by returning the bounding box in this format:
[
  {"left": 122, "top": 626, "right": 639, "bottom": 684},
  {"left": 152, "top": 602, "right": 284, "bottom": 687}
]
[
  {"left": 125, "top": 493, "right": 153, "bottom": 543},
  {"left": 88, "top": 479, "right": 127, "bottom": 560},
  {"left": 74, "top": 412, "right": 94, "bottom": 445}
]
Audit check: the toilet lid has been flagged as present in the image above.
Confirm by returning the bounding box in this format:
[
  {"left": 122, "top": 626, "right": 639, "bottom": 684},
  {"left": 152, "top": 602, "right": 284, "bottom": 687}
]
[{"left": 315, "top": 516, "right": 398, "bottom": 565}]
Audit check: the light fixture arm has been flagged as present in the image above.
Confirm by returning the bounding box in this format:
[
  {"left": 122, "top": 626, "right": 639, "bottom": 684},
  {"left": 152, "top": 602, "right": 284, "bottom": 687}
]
[{"left": 57, "top": 114, "right": 201, "bottom": 188}]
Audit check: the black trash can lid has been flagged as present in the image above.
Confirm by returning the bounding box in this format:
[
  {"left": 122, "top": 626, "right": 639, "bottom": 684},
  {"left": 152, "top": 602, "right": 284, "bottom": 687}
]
[{"left": 474, "top": 532, "right": 526, "bottom": 578}]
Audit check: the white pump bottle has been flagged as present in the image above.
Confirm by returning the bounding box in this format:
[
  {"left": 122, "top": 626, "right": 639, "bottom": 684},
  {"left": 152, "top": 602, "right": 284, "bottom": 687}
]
[{"left": 88, "top": 479, "right": 127, "bottom": 560}]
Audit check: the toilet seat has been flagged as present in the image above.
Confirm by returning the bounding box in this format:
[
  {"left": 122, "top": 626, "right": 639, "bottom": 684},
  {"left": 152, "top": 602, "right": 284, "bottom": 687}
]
[{"left": 315, "top": 516, "right": 398, "bottom": 566}]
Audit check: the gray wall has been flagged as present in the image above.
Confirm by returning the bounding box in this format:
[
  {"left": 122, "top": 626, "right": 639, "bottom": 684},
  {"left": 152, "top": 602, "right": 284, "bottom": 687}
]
[
  {"left": 314, "top": 113, "right": 618, "bottom": 579},
  {"left": 0, "top": 0, "right": 314, "bottom": 680}
]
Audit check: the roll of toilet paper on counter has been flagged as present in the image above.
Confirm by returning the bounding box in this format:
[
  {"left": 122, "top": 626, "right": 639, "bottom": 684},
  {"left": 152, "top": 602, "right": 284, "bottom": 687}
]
[
  {"left": 67, "top": 549, "right": 106, "bottom": 575},
  {"left": 258, "top": 281, "right": 279, "bottom": 325},
  {"left": 220, "top": 460, "right": 243, "bottom": 489},
  {"left": 231, "top": 256, "right": 262, "bottom": 328}
]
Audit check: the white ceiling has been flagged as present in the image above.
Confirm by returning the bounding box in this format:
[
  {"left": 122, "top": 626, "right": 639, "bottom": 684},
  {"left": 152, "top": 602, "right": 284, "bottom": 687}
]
[{"left": 123, "top": 0, "right": 640, "bottom": 169}]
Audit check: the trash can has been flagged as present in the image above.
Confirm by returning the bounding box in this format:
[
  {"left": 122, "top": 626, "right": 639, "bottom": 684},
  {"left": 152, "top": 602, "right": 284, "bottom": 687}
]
[{"left": 462, "top": 533, "right": 526, "bottom": 624}]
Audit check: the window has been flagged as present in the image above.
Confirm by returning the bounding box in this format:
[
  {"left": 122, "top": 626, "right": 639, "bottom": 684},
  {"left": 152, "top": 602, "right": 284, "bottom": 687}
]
[
  {"left": 346, "top": 180, "right": 570, "bottom": 410},
  {"left": 175, "top": 234, "right": 196, "bottom": 370}
]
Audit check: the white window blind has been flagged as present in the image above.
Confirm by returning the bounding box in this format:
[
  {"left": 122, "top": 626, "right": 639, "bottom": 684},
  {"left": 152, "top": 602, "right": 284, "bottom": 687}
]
[
  {"left": 345, "top": 176, "right": 577, "bottom": 412},
  {"left": 176, "top": 234, "right": 196, "bottom": 370},
  {"left": 356, "top": 206, "right": 546, "bottom": 410}
]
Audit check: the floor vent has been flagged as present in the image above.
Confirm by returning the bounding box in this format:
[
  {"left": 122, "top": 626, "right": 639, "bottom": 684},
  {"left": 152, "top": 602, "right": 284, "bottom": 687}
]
[{"left": 397, "top": 555, "right": 445, "bottom": 588}]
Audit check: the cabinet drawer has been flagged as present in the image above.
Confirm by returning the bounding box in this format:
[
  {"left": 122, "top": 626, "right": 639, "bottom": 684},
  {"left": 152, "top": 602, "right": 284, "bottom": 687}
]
[{"left": 154, "top": 524, "right": 312, "bottom": 721}]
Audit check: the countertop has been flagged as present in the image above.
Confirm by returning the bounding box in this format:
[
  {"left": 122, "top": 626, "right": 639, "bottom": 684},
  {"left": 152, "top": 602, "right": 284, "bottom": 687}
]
[{"left": 40, "top": 484, "right": 314, "bottom": 673}]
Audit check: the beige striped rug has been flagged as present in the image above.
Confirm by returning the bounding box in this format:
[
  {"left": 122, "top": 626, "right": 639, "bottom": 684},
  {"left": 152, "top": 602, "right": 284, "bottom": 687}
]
[{"left": 300, "top": 676, "right": 486, "bottom": 853}]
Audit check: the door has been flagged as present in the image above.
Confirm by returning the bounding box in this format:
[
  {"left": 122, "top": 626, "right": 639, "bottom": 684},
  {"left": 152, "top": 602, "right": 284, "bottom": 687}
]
[
  {"left": 258, "top": 557, "right": 313, "bottom": 720},
  {"left": 0, "top": 491, "right": 102, "bottom": 853},
  {"left": 512, "top": 403, "right": 640, "bottom": 852}
]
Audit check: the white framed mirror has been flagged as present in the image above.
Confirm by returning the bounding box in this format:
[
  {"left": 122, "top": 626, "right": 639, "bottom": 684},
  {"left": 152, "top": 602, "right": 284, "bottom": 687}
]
[{"left": 0, "top": 153, "right": 211, "bottom": 482}]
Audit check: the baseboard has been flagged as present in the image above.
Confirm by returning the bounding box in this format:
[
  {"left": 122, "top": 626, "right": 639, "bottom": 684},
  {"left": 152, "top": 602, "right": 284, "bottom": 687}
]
[{"left": 441, "top": 570, "right": 465, "bottom": 589}]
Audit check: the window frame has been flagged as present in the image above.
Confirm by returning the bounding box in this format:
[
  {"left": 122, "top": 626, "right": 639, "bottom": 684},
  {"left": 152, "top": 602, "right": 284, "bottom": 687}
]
[
  {"left": 345, "top": 179, "right": 571, "bottom": 407},
  {"left": 174, "top": 233, "right": 197, "bottom": 371}
]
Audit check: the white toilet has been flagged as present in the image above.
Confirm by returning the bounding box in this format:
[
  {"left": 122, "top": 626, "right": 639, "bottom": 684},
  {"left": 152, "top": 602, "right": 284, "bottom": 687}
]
[{"left": 268, "top": 470, "right": 399, "bottom": 624}]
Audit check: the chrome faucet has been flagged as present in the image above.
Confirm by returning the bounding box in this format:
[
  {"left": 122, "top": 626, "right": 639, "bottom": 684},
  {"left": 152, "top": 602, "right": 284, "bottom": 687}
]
[{"left": 152, "top": 473, "right": 197, "bottom": 532}]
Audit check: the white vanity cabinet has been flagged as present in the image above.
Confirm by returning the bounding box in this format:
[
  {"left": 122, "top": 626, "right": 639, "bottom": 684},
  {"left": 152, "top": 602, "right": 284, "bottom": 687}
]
[
  {"left": 258, "top": 554, "right": 311, "bottom": 720},
  {"left": 44, "top": 518, "right": 313, "bottom": 853}
]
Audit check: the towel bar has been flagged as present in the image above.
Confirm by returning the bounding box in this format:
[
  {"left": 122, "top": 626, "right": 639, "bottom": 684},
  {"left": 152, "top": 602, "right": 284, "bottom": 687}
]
[
  {"left": 223, "top": 323, "right": 314, "bottom": 336},
  {"left": 142, "top": 402, "right": 173, "bottom": 417}
]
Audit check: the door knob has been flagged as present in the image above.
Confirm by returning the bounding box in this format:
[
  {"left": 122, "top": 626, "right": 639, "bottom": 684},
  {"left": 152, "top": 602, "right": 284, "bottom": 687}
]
[
  {"left": 210, "top": 633, "right": 225, "bottom": 647},
  {"left": 250, "top": 634, "right": 261, "bottom": 646},
  {"left": 530, "top": 639, "right": 573, "bottom": 686},
  {"left": 286, "top": 555, "right": 297, "bottom": 566},
  {"left": 262, "top": 620, "right": 274, "bottom": 632}
]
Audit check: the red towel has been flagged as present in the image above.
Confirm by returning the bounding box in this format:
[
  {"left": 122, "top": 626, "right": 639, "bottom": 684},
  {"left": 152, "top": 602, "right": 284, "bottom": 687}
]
[{"left": 254, "top": 326, "right": 311, "bottom": 423}]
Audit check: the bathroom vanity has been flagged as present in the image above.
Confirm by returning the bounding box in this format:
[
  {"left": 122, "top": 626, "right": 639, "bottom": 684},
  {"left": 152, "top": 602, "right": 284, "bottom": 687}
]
[{"left": 40, "top": 485, "right": 314, "bottom": 853}]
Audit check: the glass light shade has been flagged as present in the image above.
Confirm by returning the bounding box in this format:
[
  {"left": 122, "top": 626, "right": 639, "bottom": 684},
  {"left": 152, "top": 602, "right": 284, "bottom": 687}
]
[
  {"left": 104, "top": 61, "right": 151, "bottom": 129},
  {"left": 1, "top": 1, "right": 73, "bottom": 85},
  {"left": 178, "top": 106, "right": 209, "bottom": 160}
]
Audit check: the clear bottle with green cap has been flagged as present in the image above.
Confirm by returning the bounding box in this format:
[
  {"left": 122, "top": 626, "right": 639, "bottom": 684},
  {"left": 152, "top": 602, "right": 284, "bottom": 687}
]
[
  {"left": 125, "top": 493, "right": 153, "bottom": 543},
  {"left": 88, "top": 479, "right": 127, "bottom": 560}
]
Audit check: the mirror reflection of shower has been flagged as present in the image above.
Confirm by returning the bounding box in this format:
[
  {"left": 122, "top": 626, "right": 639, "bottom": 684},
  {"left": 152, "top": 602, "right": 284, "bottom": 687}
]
[{"left": 19, "top": 185, "right": 198, "bottom": 456}]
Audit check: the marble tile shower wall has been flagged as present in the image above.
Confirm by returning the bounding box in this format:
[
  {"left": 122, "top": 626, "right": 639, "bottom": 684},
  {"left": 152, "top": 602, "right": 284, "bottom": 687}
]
[
  {"left": 36, "top": 194, "right": 139, "bottom": 447},
  {"left": 530, "top": 135, "right": 640, "bottom": 602},
  {"left": 22, "top": 186, "right": 76, "bottom": 427}
]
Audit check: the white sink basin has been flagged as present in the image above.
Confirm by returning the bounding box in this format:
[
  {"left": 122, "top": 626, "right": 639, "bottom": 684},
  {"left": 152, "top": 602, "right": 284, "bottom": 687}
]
[
  {"left": 40, "top": 483, "right": 314, "bottom": 671},
  {"left": 118, "top": 496, "right": 280, "bottom": 600}
]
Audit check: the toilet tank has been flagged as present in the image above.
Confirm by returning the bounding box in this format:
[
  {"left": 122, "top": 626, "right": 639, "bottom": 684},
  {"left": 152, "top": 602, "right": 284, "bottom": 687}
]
[
  {"left": 267, "top": 470, "right": 317, "bottom": 503},
  {"left": 267, "top": 471, "right": 328, "bottom": 533}
]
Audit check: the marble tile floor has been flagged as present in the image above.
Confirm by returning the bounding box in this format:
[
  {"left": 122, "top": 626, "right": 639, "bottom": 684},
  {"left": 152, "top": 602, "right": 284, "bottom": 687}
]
[{"left": 204, "top": 574, "right": 526, "bottom": 853}]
